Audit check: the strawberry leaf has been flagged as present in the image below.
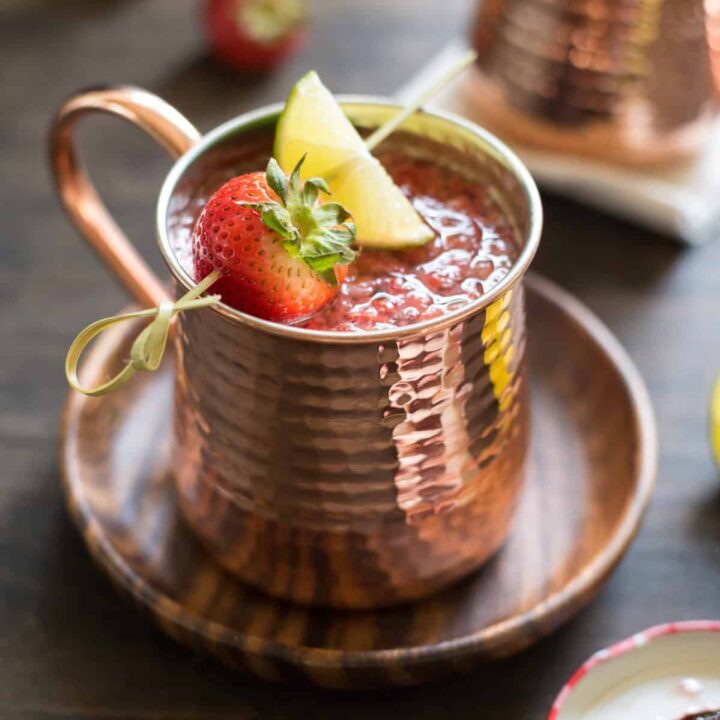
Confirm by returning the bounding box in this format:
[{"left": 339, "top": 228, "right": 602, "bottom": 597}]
[
  {"left": 301, "top": 180, "right": 319, "bottom": 207},
  {"left": 260, "top": 205, "right": 295, "bottom": 240},
  {"left": 240, "top": 202, "right": 296, "bottom": 240},
  {"left": 265, "top": 158, "right": 289, "bottom": 204},
  {"left": 305, "top": 176, "right": 331, "bottom": 195},
  {"left": 316, "top": 268, "right": 340, "bottom": 288},
  {"left": 287, "top": 154, "right": 305, "bottom": 198},
  {"left": 313, "top": 202, "right": 351, "bottom": 227},
  {"left": 305, "top": 253, "right": 345, "bottom": 273}
]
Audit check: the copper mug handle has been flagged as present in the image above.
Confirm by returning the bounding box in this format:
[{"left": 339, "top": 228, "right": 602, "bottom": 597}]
[{"left": 50, "top": 86, "right": 202, "bottom": 307}]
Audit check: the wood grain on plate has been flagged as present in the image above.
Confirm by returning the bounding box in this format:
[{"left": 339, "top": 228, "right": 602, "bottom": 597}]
[{"left": 60, "top": 275, "right": 656, "bottom": 689}]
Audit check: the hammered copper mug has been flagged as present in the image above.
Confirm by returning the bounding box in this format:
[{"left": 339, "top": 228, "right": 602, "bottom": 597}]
[
  {"left": 468, "top": 0, "right": 720, "bottom": 165},
  {"left": 50, "top": 87, "right": 542, "bottom": 609}
]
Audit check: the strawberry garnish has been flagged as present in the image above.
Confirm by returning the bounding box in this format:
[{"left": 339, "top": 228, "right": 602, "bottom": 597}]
[
  {"left": 192, "top": 156, "right": 357, "bottom": 323},
  {"left": 205, "top": 0, "right": 306, "bottom": 73}
]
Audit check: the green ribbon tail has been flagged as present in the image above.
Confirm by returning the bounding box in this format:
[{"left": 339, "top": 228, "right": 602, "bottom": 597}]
[{"left": 65, "top": 271, "right": 221, "bottom": 397}]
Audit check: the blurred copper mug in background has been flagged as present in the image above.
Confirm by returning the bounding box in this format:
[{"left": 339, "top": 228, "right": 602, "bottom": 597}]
[
  {"left": 50, "top": 88, "right": 542, "bottom": 609},
  {"left": 468, "top": 0, "right": 720, "bottom": 165}
]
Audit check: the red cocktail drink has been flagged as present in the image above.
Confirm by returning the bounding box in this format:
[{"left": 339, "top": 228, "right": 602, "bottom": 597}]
[{"left": 169, "top": 132, "right": 519, "bottom": 332}]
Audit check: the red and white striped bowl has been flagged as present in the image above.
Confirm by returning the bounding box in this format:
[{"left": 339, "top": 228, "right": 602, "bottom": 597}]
[{"left": 549, "top": 622, "right": 720, "bottom": 719}]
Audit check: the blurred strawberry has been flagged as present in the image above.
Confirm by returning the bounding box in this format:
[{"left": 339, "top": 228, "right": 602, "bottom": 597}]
[{"left": 205, "top": 0, "right": 307, "bottom": 73}]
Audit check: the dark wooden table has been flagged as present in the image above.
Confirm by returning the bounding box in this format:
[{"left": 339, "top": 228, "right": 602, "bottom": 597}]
[{"left": 2, "top": 1, "right": 719, "bottom": 717}]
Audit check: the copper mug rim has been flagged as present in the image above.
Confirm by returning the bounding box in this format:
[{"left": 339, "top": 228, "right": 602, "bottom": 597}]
[{"left": 155, "top": 97, "right": 543, "bottom": 345}]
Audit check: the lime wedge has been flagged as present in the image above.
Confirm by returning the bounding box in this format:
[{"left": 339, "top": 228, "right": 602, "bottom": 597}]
[
  {"left": 275, "top": 71, "right": 434, "bottom": 249},
  {"left": 275, "top": 71, "right": 365, "bottom": 178},
  {"left": 327, "top": 155, "right": 435, "bottom": 249}
]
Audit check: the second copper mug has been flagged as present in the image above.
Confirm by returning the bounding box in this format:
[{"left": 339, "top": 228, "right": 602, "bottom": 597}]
[
  {"left": 469, "top": 0, "right": 720, "bottom": 165},
  {"left": 50, "top": 87, "right": 542, "bottom": 609}
]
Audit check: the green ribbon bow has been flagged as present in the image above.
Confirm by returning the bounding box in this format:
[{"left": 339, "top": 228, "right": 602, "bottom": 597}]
[{"left": 65, "top": 271, "right": 221, "bottom": 397}]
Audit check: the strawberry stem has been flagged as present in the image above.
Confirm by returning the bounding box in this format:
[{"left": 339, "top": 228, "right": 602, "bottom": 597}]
[{"left": 242, "top": 157, "right": 357, "bottom": 285}]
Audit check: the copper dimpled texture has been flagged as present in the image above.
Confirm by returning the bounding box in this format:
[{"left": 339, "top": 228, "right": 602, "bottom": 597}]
[
  {"left": 172, "top": 288, "right": 529, "bottom": 609},
  {"left": 468, "top": 0, "right": 720, "bottom": 165},
  {"left": 166, "top": 105, "right": 541, "bottom": 610}
]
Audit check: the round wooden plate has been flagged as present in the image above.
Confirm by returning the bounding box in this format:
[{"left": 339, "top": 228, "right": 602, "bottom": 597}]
[{"left": 60, "top": 274, "right": 657, "bottom": 689}]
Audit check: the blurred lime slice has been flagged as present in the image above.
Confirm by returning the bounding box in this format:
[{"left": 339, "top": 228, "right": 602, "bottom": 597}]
[
  {"left": 711, "top": 374, "right": 720, "bottom": 469},
  {"left": 275, "top": 71, "right": 434, "bottom": 249}
]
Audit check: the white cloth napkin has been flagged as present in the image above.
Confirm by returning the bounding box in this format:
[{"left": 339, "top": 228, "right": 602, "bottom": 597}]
[{"left": 397, "top": 40, "right": 720, "bottom": 245}]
